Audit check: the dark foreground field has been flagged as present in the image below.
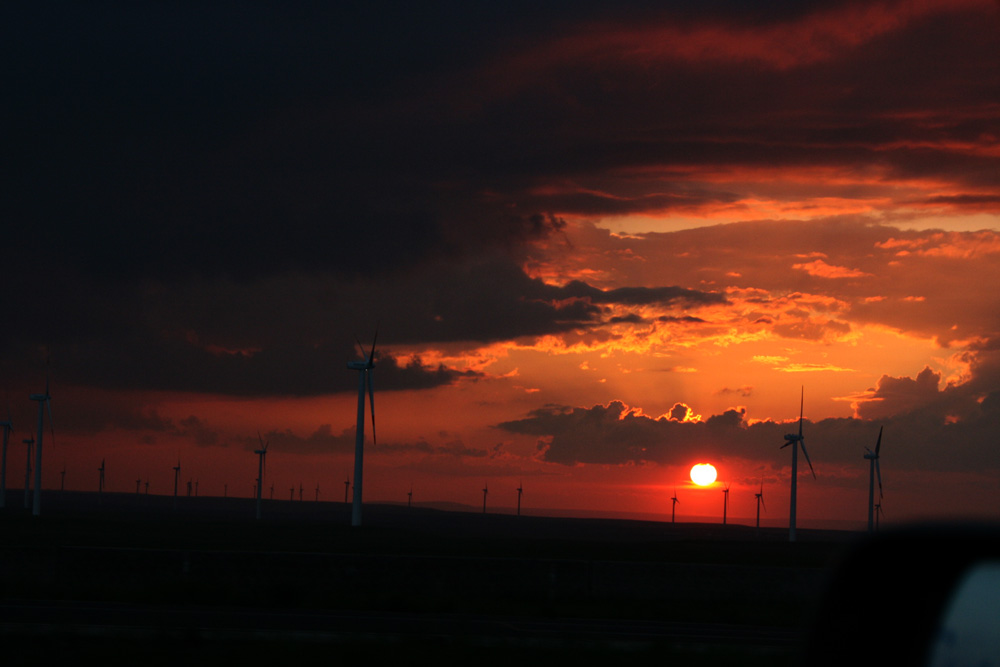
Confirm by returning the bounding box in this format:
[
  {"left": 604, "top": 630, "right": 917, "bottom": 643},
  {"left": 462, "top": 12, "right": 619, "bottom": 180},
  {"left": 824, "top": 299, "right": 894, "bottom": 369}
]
[{"left": 0, "top": 492, "right": 864, "bottom": 666}]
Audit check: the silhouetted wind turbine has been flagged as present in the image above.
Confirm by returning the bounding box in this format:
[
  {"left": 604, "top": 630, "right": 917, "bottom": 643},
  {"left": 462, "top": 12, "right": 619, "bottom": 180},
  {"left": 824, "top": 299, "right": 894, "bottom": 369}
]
[
  {"left": 344, "top": 477, "right": 350, "bottom": 503},
  {"left": 255, "top": 432, "right": 268, "bottom": 520},
  {"left": 98, "top": 458, "right": 105, "bottom": 494},
  {"left": 348, "top": 331, "right": 377, "bottom": 527},
  {"left": 60, "top": 463, "right": 66, "bottom": 492},
  {"left": 865, "top": 426, "right": 884, "bottom": 533},
  {"left": 407, "top": 484, "right": 413, "bottom": 509},
  {"left": 289, "top": 487, "right": 294, "bottom": 501},
  {"left": 135, "top": 477, "right": 141, "bottom": 495},
  {"left": 269, "top": 483, "right": 273, "bottom": 500},
  {"left": 755, "top": 478, "right": 766, "bottom": 529},
  {"left": 516, "top": 481, "right": 523, "bottom": 517},
  {"left": 172, "top": 458, "right": 181, "bottom": 509},
  {"left": 23, "top": 438, "right": 33, "bottom": 509},
  {"left": 874, "top": 502, "right": 884, "bottom": 531},
  {"left": 780, "top": 388, "right": 815, "bottom": 542},
  {"left": 29, "top": 378, "right": 54, "bottom": 516},
  {"left": 482, "top": 482, "right": 488, "bottom": 514},
  {"left": 722, "top": 483, "right": 730, "bottom": 525},
  {"left": 671, "top": 489, "right": 679, "bottom": 523},
  {"left": 0, "top": 408, "right": 12, "bottom": 508},
  {"left": 315, "top": 483, "right": 320, "bottom": 502}
]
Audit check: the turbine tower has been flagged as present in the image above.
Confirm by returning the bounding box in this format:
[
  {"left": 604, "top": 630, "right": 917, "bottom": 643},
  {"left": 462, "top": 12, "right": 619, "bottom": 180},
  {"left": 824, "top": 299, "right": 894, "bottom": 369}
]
[
  {"left": 755, "top": 478, "right": 766, "bottom": 529},
  {"left": 516, "top": 481, "right": 523, "bottom": 517},
  {"left": 0, "top": 409, "right": 12, "bottom": 508},
  {"left": 865, "top": 426, "right": 884, "bottom": 533},
  {"left": 98, "top": 458, "right": 105, "bottom": 494},
  {"left": 407, "top": 484, "right": 413, "bottom": 509},
  {"left": 722, "top": 483, "right": 730, "bottom": 525},
  {"left": 60, "top": 464, "right": 66, "bottom": 492},
  {"left": 23, "top": 438, "right": 33, "bottom": 509},
  {"left": 344, "top": 478, "right": 350, "bottom": 503},
  {"left": 780, "top": 387, "right": 815, "bottom": 542},
  {"left": 671, "top": 489, "right": 679, "bottom": 523},
  {"left": 29, "top": 379, "right": 54, "bottom": 516},
  {"left": 348, "top": 332, "right": 377, "bottom": 527},
  {"left": 255, "top": 432, "right": 268, "bottom": 520},
  {"left": 482, "top": 482, "right": 488, "bottom": 514}
]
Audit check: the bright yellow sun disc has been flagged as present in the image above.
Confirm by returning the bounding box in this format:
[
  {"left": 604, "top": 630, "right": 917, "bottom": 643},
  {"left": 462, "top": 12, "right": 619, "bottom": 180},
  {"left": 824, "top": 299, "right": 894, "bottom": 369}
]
[{"left": 690, "top": 463, "right": 718, "bottom": 486}]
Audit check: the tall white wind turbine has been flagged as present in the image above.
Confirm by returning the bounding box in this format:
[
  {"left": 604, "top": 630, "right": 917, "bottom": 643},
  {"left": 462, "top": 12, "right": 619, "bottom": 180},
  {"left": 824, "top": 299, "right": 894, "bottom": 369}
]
[
  {"left": 865, "top": 426, "right": 884, "bottom": 533},
  {"left": 348, "top": 332, "right": 377, "bottom": 527},
  {"left": 29, "top": 379, "right": 54, "bottom": 516},
  {"left": 780, "top": 388, "right": 815, "bottom": 542},
  {"left": 255, "top": 432, "right": 268, "bottom": 520},
  {"left": 0, "top": 409, "right": 12, "bottom": 508}
]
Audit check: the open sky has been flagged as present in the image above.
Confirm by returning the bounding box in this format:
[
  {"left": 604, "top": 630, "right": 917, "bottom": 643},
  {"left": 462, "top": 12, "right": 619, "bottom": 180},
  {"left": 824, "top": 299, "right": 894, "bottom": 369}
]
[{"left": 4, "top": 0, "right": 1000, "bottom": 527}]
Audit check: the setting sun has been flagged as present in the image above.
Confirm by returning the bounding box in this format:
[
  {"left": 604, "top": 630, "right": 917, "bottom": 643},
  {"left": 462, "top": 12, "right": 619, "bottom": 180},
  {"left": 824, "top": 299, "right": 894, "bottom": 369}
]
[{"left": 690, "top": 463, "right": 718, "bottom": 486}]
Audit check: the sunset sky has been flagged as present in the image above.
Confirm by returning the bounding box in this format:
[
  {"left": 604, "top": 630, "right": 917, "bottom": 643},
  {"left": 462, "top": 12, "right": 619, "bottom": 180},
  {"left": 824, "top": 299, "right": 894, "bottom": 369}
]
[{"left": 4, "top": 1, "right": 1000, "bottom": 528}]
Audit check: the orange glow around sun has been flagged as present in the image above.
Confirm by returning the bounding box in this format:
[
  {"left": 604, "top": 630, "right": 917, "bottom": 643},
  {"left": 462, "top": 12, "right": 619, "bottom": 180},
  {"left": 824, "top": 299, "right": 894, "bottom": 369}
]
[{"left": 690, "top": 463, "right": 718, "bottom": 486}]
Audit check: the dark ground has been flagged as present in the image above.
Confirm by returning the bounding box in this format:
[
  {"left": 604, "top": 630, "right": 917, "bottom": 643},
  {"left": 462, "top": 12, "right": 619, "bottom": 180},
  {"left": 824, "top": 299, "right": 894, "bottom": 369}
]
[{"left": 0, "top": 491, "right": 867, "bottom": 665}]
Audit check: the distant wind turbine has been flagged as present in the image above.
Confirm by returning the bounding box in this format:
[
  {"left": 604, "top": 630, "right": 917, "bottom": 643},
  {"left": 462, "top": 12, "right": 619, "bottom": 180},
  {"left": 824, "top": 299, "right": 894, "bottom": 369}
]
[
  {"left": 145, "top": 480, "right": 149, "bottom": 495},
  {"left": 874, "top": 502, "right": 884, "bottom": 531},
  {"left": 29, "top": 378, "right": 54, "bottom": 516},
  {"left": 98, "top": 458, "right": 105, "bottom": 494},
  {"left": 289, "top": 487, "right": 294, "bottom": 501},
  {"left": 780, "top": 388, "right": 815, "bottom": 542},
  {"left": 0, "top": 408, "right": 12, "bottom": 508},
  {"left": 864, "top": 426, "right": 884, "bottom": 533},
  {"left": 172, "top": 458, "right": 181, "bottom": 509},
  {"left": 722, "top": 483, "right": 730, "bottom": 525},
  {"left": 344, "top": 477, "right": 350, "bottom": 503},
  {"left": 407, "top": 484, "right": 413, "bottom": 509},
  {"left": 348, "top": 331, "right": 377, "bottom": 527},
  {"left": 755, "top": 478, "right": 766, "bottom": 529},
  {"left": 671, "top": 489, "right": 679, "bottom": 523},
  {"left": 135, "top": 477, "right": 141, "bottom": 495},
  {"left": 255, "top": 432, "right": 268, "bottom": 520},
  {"left": 60, "top": 463, "right": 66, "bottom": 492},
  {"left": 516, "top": 481, "right": 523, "bottom": 517},
  {"left": 298, "top": 483, "right": 303, "bottom": 501},
  {"left": 315, "top": 483, "right": 320, "bottom": 502},
  {"left": 482, "top": 482, "right": 488, "bottom": 514}
]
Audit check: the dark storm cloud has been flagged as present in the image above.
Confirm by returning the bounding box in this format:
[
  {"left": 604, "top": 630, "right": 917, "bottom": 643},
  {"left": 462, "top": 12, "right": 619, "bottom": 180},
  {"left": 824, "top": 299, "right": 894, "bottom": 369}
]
[{"left": 498, "top": 394, "right": 1000, "bottom": 473}]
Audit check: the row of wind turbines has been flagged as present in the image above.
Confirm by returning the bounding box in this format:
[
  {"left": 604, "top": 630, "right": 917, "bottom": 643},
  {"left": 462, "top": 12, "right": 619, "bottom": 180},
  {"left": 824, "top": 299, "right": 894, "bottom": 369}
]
[{"left": 3, "top": 348, "right": 885, "bottom": 539}]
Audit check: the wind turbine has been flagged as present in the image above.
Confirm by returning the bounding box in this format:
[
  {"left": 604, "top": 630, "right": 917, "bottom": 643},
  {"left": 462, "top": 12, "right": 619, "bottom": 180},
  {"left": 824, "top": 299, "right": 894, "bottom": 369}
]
[
  {"left": 255, "top": 432, "right": 268, "bottom": 520},
  {"left": 671, "top": 489, "right": 679, "bottom": 523},
  {"left": 780, "top": 387, "right": 815, "bottom": 542},
  {"left": 482, "top": 482, "right": 488, "bottom": 514},
  {"left": 755, "top": 478, "right": 766, "bottom": 529},
  {"left": 407, "top": 484, "right": 413, "bottom": 509},
  {"left": 29, "top": 378, "right": 54, "bottom": 516},
  {"left": 60, "top": 463, "right": 66, "bottom": 492},
  {"left": 23, "top": 438, "right": 33, "bottom": 509},
  {"left": 0, "top": 408, "right": 12, "bottom": 508},
  {"left": 348, "top": 332, "right": 377, "bottom": 527},
  {"left": 722, "top": 483, "right": 730, "bottom": 525},
  {"left": 98, "top": 458, "right": 105, "bottom": 494},
  {"left": 865, "top": 426, "right": 884, "bottom": 533},
  {"left": 135, "top": 477, "right": 141, "bottom": 495},
  {"left": 172, "top": 458, "right": 181, "bottom": 509},
  {"left": 516, "top": 481, "right": 523, "bottom": 517},
  {"left": 344, "top": 478, "right": 350, "bottom": 503},
  {"left": 874, "top": 502, "right": 884, "bottom": 531}
]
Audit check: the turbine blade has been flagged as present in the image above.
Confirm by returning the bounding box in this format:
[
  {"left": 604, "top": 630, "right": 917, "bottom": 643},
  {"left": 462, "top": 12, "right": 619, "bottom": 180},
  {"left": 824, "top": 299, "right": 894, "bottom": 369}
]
[
  {"left": 798, "top": 386, "right": 804, "bottom": 439},
  {"left": 368, "top": 326, "right": 378, "bottom": 368},
  {"left": 875, "top": 425, "right": 883, "bottom": 456},
  {"left": 367, "top": 370, "right": 376, "bottom": 447},
  {"left": 800, "top": 441, "right": 816, "bottom": 479},
  {"left": 876, "top": 458, "right": 883, "bottom": 498},
  {"left": 46, "top": 398, "right": 55, "bottom": 449}
]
